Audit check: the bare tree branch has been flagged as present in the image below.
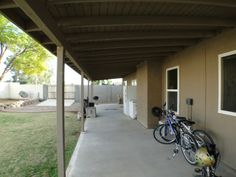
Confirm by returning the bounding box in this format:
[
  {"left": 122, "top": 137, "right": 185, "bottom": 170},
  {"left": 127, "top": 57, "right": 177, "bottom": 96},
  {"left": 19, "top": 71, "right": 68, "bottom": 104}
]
[
  {"left": 0, "top": 44, "right": 8, "bottom": 64},
  {"left": 0, "top": 48, "right": 26, "bottom": 81}
]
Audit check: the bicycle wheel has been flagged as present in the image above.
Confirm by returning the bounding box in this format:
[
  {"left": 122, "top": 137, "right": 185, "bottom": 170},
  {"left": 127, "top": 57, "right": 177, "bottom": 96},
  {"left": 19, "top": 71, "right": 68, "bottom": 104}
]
[
  {"left": 153, "top": 124, "right": 176, "bottom": 144},
  {"left": 193, "top": 130, "right": 214, "bottom": 148},
  {"left": 181, "top": 132, "right": 198, "bottom": 165},
  {"left": 202, "top": 167, "right": 216, "bottom": 177}
]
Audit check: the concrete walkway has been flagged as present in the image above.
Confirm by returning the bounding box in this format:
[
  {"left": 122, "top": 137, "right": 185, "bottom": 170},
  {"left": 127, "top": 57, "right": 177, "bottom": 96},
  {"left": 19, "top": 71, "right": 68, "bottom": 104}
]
[{"left": 68, "top": 104, "right": 235, "bottom": 177}]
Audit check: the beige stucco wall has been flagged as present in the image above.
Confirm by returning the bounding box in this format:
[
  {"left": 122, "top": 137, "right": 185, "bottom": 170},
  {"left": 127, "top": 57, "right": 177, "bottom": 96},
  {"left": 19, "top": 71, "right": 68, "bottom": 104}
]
[
  {"left": 123, "top": 29, "right": 236, "bottom": 170},
  {"left": 123, "top": 72, "right": 137, "bottom": 86},
  {"left": 147, "top": 61, "right": 162, "bottom": 128},
  {"left": 136, "top": 62, "right": 148, "bottom": 127},
  {"left": 124, "top": 61, "right": 163, "bottom": 128},
  {"left": 162, "top": 42, "right": 207, "bottom": 129},
  {"left": 162, "top": 28, "right": 236, "bottom": 170}
]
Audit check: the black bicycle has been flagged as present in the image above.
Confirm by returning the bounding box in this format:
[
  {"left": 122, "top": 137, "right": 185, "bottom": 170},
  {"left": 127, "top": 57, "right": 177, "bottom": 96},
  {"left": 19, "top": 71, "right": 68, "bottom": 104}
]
[
  {"left": 152, "top": 104, "right": 216, "bottom": 165},
  {"left": 194, "top": 142, "right": 221, "bottom": 177},
  {"left": 152, "top": 105, "right": 198, "bottom": 165}
]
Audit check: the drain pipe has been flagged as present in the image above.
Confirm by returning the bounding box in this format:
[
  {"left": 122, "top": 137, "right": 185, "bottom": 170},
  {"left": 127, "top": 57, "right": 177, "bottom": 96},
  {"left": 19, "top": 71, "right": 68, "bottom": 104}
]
[{"left": 186, "top": 98, "right": 193, "bottom": 120}]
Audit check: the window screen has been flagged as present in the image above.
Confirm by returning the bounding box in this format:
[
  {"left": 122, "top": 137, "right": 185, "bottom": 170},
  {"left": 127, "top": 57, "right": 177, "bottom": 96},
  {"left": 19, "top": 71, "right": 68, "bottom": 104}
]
[
  {"left": 167, "top": 92, "right": 177, "bottom": 111},
  {"left": 167, "top": 67, "right": 179, "bottom": 113},
  {"left": 168, "top": 69, "right": 178, "bottom": 89},
  {"left": 221, "top": 54, "right": 236, "bottom": 113}
]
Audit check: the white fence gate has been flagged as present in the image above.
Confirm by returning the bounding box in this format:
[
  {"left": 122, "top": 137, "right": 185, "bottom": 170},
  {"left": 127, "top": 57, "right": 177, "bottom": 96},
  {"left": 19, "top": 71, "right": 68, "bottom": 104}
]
[{"left": 48, "top": 85, "right": 75, "bottom": 99}]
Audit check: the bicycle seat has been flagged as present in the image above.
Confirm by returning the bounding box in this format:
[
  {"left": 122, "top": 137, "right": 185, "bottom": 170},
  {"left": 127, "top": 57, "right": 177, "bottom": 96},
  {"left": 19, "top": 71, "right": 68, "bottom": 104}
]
[
  {"left": 179, "top": 119, "right": 195, "bottom": 126},
  {"left": 176, "top": 116, "right": 186, "bottom": 120}
]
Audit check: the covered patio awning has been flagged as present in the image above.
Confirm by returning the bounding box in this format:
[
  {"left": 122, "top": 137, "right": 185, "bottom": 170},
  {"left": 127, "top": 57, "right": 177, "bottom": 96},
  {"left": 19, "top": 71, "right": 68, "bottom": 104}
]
[
  {"left": 1, "top": 1, "right": 236, "bottom": 177},
  {"left": 1, "top": 0, "right": 236, "bottom": 80}
]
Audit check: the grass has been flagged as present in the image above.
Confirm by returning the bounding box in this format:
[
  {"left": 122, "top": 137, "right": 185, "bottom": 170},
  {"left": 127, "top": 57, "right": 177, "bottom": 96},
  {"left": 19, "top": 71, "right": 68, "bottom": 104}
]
[{"left": 0, "top": 112, "right": 80, "bottom": 177}]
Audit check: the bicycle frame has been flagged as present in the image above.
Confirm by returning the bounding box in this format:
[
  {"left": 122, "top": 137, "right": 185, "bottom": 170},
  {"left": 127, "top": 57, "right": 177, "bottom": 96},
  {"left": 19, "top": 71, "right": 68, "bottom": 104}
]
[{"left": 162, "top": 110, "right": 179, "bottom": 143}]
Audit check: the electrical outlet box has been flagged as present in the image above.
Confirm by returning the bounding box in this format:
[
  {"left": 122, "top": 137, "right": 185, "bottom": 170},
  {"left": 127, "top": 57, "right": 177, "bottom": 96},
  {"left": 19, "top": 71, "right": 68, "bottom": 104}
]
[{"left": 186, "top": 98, "right": 193, "bottom": 105}]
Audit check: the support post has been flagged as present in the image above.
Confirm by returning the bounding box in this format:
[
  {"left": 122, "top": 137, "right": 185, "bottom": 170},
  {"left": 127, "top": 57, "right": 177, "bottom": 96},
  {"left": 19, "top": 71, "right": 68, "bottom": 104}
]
[
  {"left": 91, "top": 81, "right": 94, "bottom": 101},
  {"left": 80, "top": 72, "right": 85, "bottom": 132},
  {"left": 56, "top": 46, "right": 65, "bottom": 177},
  {"left": 87, "top": 79, "right": 90, "bottom": 102}
]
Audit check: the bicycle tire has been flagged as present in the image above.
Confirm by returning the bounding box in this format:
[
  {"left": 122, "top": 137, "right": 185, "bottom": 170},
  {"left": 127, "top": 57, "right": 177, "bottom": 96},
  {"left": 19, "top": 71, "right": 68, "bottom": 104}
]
[
  {"left": 181, "top": 131, "right": 199, "bottom": 165},
  {"left": 193, "top": 130, "right": 215, "bottom": 148},
  {"left": 202, "top": 167, "right": 217, "bottom": 177},
  {"left": 193, "top": 130, "right": 221, "bottom": 173},
  {"left": 153, "top": 124, "right": 176, "bottom": 144},
  {"left": 202, "top": 167, "right": 208, "bottom": 177}
]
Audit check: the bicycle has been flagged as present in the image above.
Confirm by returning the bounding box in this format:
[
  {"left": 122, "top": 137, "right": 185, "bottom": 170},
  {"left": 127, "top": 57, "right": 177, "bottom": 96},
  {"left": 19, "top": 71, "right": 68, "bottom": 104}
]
[
  {"left": 152, "top": 104, "right": 216, "bottom": 165},
  {"left": 194, "top": 144, "right": 221, "bottom": 177},
  {"left": 152, "top": 104, "right": 198, "bottom": 165}
]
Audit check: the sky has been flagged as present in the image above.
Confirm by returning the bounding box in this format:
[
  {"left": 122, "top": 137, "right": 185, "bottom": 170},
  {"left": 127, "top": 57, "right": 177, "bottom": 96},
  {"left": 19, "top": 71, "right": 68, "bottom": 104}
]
[
  {"left": 49, "top": 57, "right": 122, "bottom": 85},
  {"left": 1, "top": 54, "right": 122, "bottom": 85}
]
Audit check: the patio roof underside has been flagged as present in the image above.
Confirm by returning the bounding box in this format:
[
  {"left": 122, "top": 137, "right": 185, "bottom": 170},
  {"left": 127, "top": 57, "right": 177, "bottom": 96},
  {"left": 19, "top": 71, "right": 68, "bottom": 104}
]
[{"left": 1, "top": 0, "right": 236, "bottom": 80}]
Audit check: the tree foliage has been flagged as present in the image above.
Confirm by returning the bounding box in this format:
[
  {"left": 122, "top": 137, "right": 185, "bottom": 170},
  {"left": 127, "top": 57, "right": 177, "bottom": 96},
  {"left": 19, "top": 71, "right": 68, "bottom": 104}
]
[
  {"left": 93, "top": 80, "right": 113, "bottom": 85},
  {"left": 0, "top": 14, "right": 51, "bottom": 81},
  {"left": 11, "top": 68, "right": 53, "bottom": 84}
]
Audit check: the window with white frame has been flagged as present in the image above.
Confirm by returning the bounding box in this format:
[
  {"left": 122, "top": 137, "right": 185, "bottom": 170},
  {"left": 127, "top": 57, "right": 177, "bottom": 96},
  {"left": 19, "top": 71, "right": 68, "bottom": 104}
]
[
  {"left": 131, "top": 79, "right": 137, "bottom": 86},
  {"left": 218, "top": 51, "right": 236, "bottom": 116},
  {"left": 166, "top": 66, "right": 179, "bottom": 113}
]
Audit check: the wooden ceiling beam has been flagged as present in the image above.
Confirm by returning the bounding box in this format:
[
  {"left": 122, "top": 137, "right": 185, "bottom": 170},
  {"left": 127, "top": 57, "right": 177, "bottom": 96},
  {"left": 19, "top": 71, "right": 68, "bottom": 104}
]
[
  {"left": 77, "top": 46, "right": 183, "bottom": 57},
  {"left": 48, "top": 0, "right": 236, "bottom": 8},
  {"left": 0, "top": 9, "right": 25, "bottom": 28},
  {"left": 25, "top": 21, "right": 41, "bottom": 32},
  {"left": 0, "top": 0, "right": 17, "bottom": 9},
  {"left": 77, "top": 47, "right": 182, "bottom": 57},
  {"left": 58, "top": 16, "right": 236, "bottom": 28},
  {"left": 81, "top": 58, "right": 161, "bottom": 66},
  {"left": 78, "top": 53, "right": 170, "bottom": 62},
  {"left": 81, "top": 58, "right": 158, "bottom": 65},
  {"left": 24, "top": 31, "right": 54, "bottom": 46},
  {"left": 13, "top": 0, "right": 91, "bottom": 79},
  {"left": 73, "top": 39, "right": 196, "bottom": 51},
  {"left": 63, "top": 26, "right": 222, "bottom": 34},
  {"left": 91, "top": 72, "right": 133, "bottom": 80},
  {"left": 1, "top": 10, "right": 55, "bottom": 56},
  {"left": 0, "top": 10, "right": 50, "bottom": 51},
  {"left": 1, "top": 10, "right": 42, "bottom": 33},
  {"left": 84, "top": 61, "right": 141, "bottom": 66},
  {"left": 42, "top": 40, "right": 54, "bottom": 45},
  {"left": 90, "top": 70, "right": 133, "bottom": 74},
  {"left": 90, "top": 69, "right": 133, "bottom": 74},
  {"left": 88, "top": 70, "right": 137, "bottom": 80},
  {"left": 82, "top": 62, "right": 145, "bottom": 68},
  {"left": 43, "top": 43, "right": 57, "bottom": 54},
  {"left": 88, "top": 68, "right": 135, "bottom": 74},
  {"left": 41, "top": 36, "right": 54, "bottom": 45},
  {"left": 66, "top": 30, "right": 214, "bottom": 43}
]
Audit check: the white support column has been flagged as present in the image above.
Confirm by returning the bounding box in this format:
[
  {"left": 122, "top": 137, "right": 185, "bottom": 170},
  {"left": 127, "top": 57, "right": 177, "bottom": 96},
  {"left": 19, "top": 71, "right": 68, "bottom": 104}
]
[
  {"left": 56, "top": 46, "right": 65, "bottom": 177},
  {"left": 91, "top": 81, "right": 94, "bottom": 101},
  {"left": 80, "top": 72, "right": 85, "bottom": 132},
  {"left": 87, "top": 79, "right": 90, "bottom": 102}
]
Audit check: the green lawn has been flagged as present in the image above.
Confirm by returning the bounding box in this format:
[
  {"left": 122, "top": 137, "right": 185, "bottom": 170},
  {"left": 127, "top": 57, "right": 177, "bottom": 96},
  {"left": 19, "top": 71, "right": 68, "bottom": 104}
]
[{"left": 0, "top": 112, "right": 80, "bottom": 177}]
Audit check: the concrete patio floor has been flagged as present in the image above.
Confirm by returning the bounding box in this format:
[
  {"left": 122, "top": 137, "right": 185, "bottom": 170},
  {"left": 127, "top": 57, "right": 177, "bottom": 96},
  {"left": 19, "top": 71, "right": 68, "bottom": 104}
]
[{"left": 67, "top": 104, "right": 235, "bottom": 177}]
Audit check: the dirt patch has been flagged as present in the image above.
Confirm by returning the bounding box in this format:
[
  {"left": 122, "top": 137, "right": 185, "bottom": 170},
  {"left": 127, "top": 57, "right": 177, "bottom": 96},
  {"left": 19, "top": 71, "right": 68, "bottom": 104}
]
[
  {"left": 0, "top": 99, "right": 21, "bottom": 104},
  {"left": 0, "top": 99, "right": 39, "bottom": 111},
  {"left": 1, "top": 102, "right": 80, "bottom": 113}
]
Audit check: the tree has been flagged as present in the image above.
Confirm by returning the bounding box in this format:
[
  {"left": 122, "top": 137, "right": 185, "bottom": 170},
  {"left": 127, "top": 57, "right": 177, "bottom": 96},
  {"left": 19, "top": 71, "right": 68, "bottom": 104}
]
[
  {"left": 11, "top": 68, "right": 53, "bottom": 84},
  {"left": 93, "top": 80, "right": 113, "bottom": 85},
  {"left": 11, "top": 69, "right": 28, "bottom": 84},
  {"left": 0, "top": 15, "right": 50, "bottom": 81}
]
